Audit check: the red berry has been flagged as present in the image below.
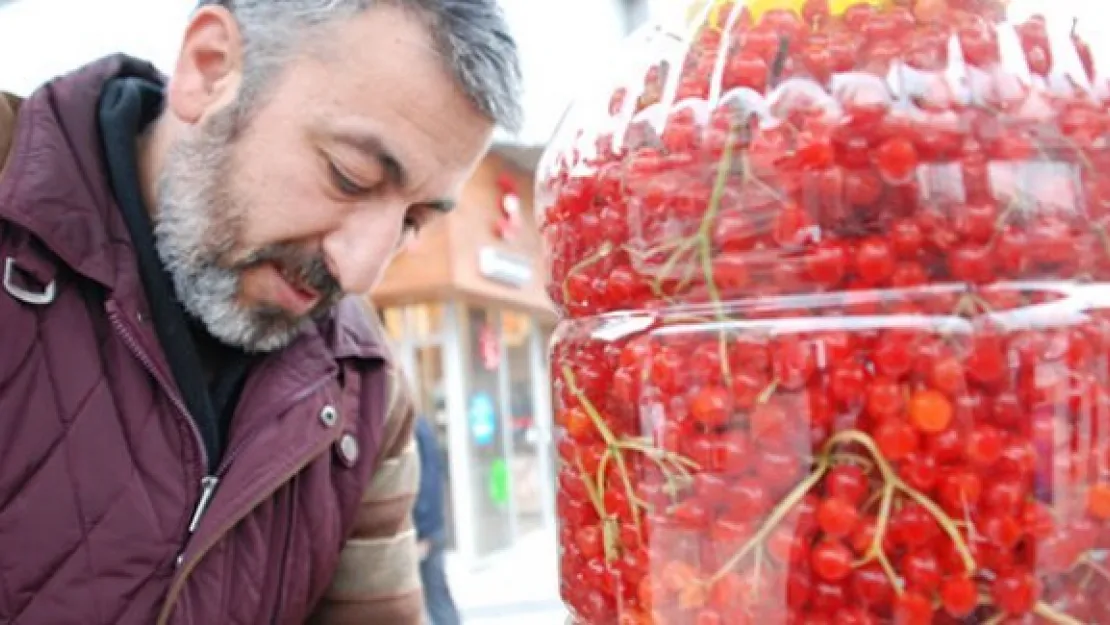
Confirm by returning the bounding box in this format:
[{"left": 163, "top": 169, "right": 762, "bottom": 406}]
[
  {"left": 811, "top": 540, "right": 854, "bottom": 582},
  {"left": 875, "top": 136, "right": 918, "bottom": 183},
  {"left": 909, "top": 389, "right": 953, "bottom": 434},
  {"left": 940, "top": 575, "right": 978, "bottom": 618},
  {"left": 890, "top": 219, "right": 924, "bottom": 258},
  {"left": 565, "top": 408, "right": 597, "bottom": 442},
  {"left": 575, "top": 525, "right": 604, "bottom": 560},
  {"left": 893, "top": 591, "right": 934, "bottom": 625},
  {"left": 825, "top": 464, "right": 870, "bottom": 506},
  {"left": 929, "top": 356, "right": 965, "bottom": 395},
  {"left": 850, "top": 563, "right": 894, "bottom": 608},
  {"left": 938, "top": 470, "right": 983, "bottom": 515},
  {"left": 991, "top": 569, "right": 1040, "bottom": 615},
  {"left": 866, "top": 378, "right": 903, "bottom": 419},
  {"left": 898, "top": 451, "right": 938, "bottom": 492},
  {"left": 690, "top": 386, "right": 732, "bottom": 428},
  {"left": 855, "top": 237, "right": 896, "bottom": 285},
  {"left": 767, "top": 526, "right": 810, "bottom": 565},
  {"left": 873, "top": 333, "right": 913, "bottom": 379},
  {"left": 817, "top": 496, "right": 861, "bottom": 538},
  {"left": 889, "top": 502, "right": 940, "bottom": 548},
  {"left": 1088, "top": 483, "right": 1110, "bottom": 520},
  {"left": 901, "top": 549, "right": 942, "bottom": 592},
  {"left": 874, "top": 420, "right": 919, "bottom": 461}
]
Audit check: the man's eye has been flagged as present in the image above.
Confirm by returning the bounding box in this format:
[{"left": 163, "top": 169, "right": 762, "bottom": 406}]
[
  {"left": 403, "top": 215, "right": 423, "bottom": 234},
  {"left": 328, "top": 161, "right": 372, "bottom": 196}
]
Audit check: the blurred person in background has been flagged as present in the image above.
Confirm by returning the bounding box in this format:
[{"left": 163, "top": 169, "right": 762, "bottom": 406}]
[
  {"left": 414, "top": 411, "right": 462, "bottom": 625},
  {"left": 0, "top": 1, "right": 521, "bottom": 624}
]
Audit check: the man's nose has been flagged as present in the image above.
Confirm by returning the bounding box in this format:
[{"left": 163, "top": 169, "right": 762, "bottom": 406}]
[{"left": 321, "top": 208, "right": 403, "bottom": 295}]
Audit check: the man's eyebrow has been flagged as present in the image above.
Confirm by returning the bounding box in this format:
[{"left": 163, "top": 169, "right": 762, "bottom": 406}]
[
  {"left": 426, "top": 198, "right": 456, "bottom": 213},
  {"left": 328, "top": 129, "right": 457, "bottom": 212}
]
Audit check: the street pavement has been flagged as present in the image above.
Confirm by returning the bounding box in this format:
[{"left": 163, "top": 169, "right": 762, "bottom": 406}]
[{"left": 445, "top": 527, "right": 568, "bottom": 625}]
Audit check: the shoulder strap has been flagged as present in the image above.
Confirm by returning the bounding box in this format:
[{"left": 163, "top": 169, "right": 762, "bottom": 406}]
[{"left": 0, "top": 225, "right": 59, "bottom": 307}]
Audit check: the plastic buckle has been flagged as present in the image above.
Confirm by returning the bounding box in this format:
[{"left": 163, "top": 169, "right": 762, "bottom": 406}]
[{"left": 3, "top": 257, "right": 56, "bottom": 306}]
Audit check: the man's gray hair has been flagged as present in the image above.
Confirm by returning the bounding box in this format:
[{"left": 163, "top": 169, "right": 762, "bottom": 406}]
[{"left": 195, "top": 0, "right": 524, "bottom": 133}]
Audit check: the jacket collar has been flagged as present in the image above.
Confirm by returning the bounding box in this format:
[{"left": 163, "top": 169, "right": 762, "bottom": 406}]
[
  {"left": 0, "top": 54, "right": 152, "bottom": 289},
  {"left": 0, "top": 54, "right": 386, "bottom": 363}
]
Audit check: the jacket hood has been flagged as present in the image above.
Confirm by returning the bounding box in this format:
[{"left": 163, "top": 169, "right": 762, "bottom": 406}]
[{"left": 0, "top": 54, "right": 161, "bottom": 289}]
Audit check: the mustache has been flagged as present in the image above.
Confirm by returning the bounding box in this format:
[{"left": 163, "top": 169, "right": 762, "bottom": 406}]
[{"left": 239, "top": 244, "right": 342, "bottom": 301}]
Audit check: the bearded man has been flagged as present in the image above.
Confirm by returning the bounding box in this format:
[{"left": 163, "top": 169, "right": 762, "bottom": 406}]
[{"left": 0, "top": 1, "right": 521, "bottom": 623}]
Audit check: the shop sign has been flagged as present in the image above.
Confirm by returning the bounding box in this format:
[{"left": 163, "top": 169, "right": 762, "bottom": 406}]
[
  {"left": 479, "top": 324, "right": 500, "bottom": 371},
  {"left": 488, "top": 457, "right": 509, "bottom": 508},
  {"left": 478, "top": 246, "right": 533, "bottom": 288},
  {"left": 468, "top": 392, "right": 497, "bottom": 447},
  {"left": 494, "top": 173, "right": 522, "bottom": 241}
]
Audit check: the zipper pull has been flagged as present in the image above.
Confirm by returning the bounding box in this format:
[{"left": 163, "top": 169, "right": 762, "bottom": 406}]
[{"left": 187, "top": 476, "right": 220, "bottom": 534}]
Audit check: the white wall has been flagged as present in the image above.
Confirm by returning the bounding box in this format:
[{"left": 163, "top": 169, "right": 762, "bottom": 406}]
[
  {"left": 0, "top": 0, "right": 638, "bottom": 147},
  {"left": 495, "top": 0, "right": 633, "bottom": 147},
  {"left": 0, "top": 0, "right": 192, "bottom": 95}
]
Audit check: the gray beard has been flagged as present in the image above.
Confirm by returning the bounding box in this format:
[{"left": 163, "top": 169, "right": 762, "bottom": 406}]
[{"left": 151, "top": 108, "right": 312, "bottom": 354}]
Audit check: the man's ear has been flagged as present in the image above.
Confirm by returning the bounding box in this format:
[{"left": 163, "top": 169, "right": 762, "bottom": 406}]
[{"left": 166, "top": 4, "right": 244, "bottom": 125}]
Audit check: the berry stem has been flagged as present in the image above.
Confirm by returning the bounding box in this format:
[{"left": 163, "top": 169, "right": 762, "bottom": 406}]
[
  {"left": 651, "top": 238, "right": 698, "bottom": 295},
  {"left": 828, "top": 430, "right": 977, "bottom": 575},
  {"left": 575, "top": 451, "right": 623, "bottom": 564},
  {"left": 952, "top": 289, "right": 993, "bottom": 318},
  {"left": 830, "top": 451, "right": 876, "bottom": 473},
  {"left": 1092, "top": 223, "right": 1110, "bottom": 259},
  {"left": 562, "top": 366, "right": 643, "bottom": 539},
  {"left": 752, "top": 544, "right": 765, "bottom": 588},
  {"left": 561, "top": 365, "right": 618, "bottom": 446},
  {"left": 596, "top": 448, "right": 611, "bottom": 497},
  {"left": 858, "top": 482, "right": 904, "bottom": 593},
  {"left": 617, "top": 438, "right": 701, "bottom": 473},
  {"left": 756, "top": 378, "right": 780, "bottom": 404},
  {"left": 1034, "top": 601, "right": 1085, "bottom": 625},
  {"left": 562, "top": 241, "right": 614, "bottom": 305},
  {"left": 574, "top": 455, "right": 605, "bottom": 513},
  {"left": 698, "top": 119, "right": 745, "bottom": 381},
  {"left": 611, "top": 443, "right": 642, "bottom": 529},
  {"left": 1077, "top": 554, "right": 1110, "bottom": 585},
  {"left": 562, "top": 366, "right": 703, "bottom": 538},
  {"left": 706, "top": 455, "right": 831, "bottom": 584}
]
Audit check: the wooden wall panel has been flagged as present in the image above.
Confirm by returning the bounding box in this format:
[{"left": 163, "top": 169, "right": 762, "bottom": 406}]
[{"left": 447, "top": 152, "right": 553, "bottom": 316}]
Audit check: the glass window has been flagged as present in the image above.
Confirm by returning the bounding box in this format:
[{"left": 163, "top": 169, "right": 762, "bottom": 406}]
[
  {"left": 464, "top": 306, "right": 514, "bottom": 557},
  {"left": 382, "top": 307, "right": 406, "bottom": 341},
  {"left": 505, "top": 314, "right": 542, "bottom": 536},
  {"left": 410, "top": 303, "right": 444, "bottom": 341},
  {"left": 501, "top": 310, "right": 532, "bottom": 348}
]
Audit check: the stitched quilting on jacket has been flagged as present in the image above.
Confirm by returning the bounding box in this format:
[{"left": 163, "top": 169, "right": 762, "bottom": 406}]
[{"left": 0, "top": 55, "right": 422, "bottom": 625}]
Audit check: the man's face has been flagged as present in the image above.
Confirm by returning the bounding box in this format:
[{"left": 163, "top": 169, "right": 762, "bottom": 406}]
[{"left": 157, "top": 5, "right": 494, "bottom": 352}]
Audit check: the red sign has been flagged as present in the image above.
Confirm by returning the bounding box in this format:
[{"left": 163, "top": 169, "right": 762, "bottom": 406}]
[
  {"left": 494, "top": 173, "right": 522, "bottom": 241},
  {"left": 479, "top": 323, "right": 500, "bottom": 370}
]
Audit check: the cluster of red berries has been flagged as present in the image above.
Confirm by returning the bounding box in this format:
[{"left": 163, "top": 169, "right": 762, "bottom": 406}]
[
  {"left": 541, "top": 0, "right": 1110, "bottom": 624},
  {"left": 541, "top": 0, "right": 1108, "bottom": 320},
  {"left": 555, "top": 293, "right": 1110, "bottom": 624}
]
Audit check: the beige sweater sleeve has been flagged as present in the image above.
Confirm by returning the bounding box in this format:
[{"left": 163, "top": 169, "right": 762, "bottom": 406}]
[{"left": 309, "top": 364, "right": 424, "bottom": 624}]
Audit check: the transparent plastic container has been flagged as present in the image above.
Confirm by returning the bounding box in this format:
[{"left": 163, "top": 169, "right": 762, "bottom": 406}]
[{"left": 537, "top": 1, "right": 1110, "bottom": 623}]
